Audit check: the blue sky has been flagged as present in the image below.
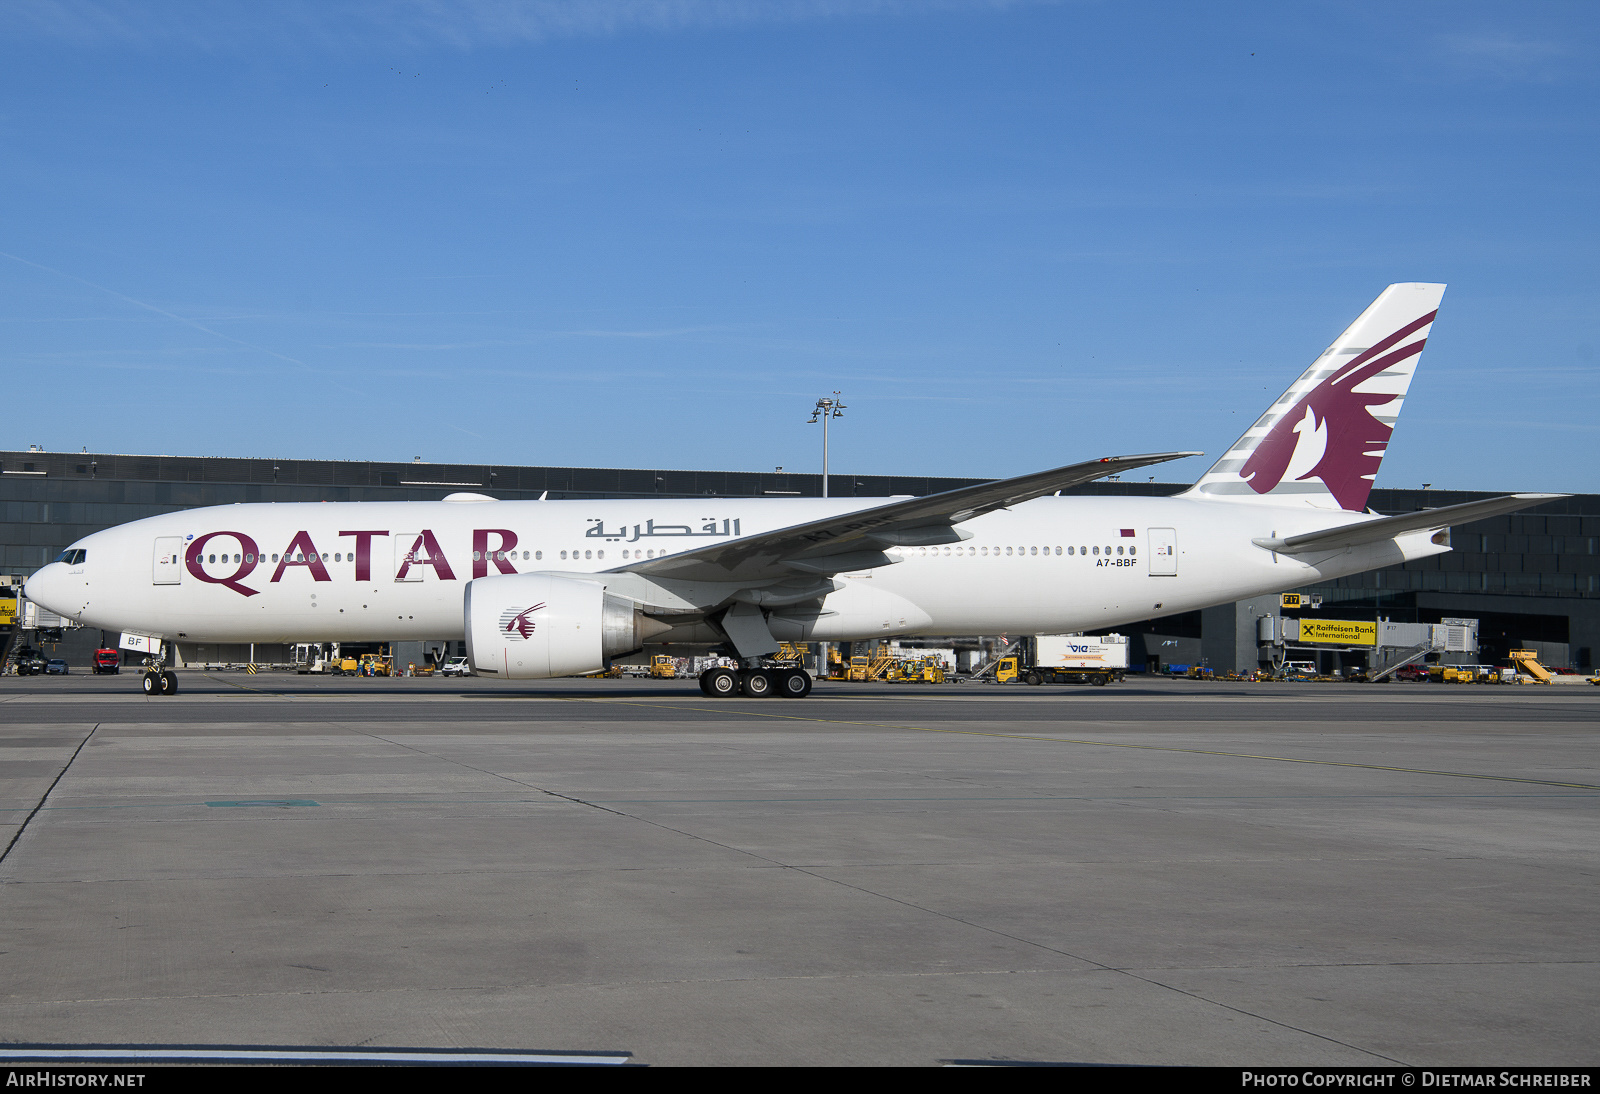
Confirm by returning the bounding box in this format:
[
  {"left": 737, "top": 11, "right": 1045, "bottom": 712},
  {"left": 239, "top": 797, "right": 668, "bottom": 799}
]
[{"left": 2, "top": 0, "right": 1596, "bottom": 492}]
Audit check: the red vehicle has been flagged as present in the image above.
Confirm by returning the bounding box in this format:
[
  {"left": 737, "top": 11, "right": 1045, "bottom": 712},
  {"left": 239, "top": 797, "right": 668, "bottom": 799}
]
[
  {"left": 92, "top": 648, "right": 121, "bottom": 675},
  {"left": 1391, "top": 664, "right": 1430, "bottom": 682}
]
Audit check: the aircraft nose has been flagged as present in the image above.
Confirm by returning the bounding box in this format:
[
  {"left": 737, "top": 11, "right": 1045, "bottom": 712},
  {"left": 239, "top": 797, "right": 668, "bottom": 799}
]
[{"left": 22, "top": 563, "right": 68, "bottom": 615}]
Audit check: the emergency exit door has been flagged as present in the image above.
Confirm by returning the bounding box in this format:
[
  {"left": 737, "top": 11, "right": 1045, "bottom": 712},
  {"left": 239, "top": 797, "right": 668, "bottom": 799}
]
[
  {"left": 1148, "top": 528, "right": 1178, "bottom": 576},
  {"left": 153, "top": 537, "right": 183, "bottom": 584}
]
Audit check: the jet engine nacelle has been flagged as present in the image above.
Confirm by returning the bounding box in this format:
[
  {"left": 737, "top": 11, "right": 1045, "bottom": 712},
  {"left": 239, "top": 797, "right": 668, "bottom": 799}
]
[{"left": 464, "top": 572, "right": 659, "bottom": 679}]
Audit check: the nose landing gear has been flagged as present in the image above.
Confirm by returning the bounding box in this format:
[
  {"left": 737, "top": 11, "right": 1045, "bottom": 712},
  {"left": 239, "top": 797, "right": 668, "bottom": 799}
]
[
  {"left": 141, "top": 670, "right": 177, "bottom": 696},
  {"left": 138, "top": 649, "right": 178, "bottom": 697}
]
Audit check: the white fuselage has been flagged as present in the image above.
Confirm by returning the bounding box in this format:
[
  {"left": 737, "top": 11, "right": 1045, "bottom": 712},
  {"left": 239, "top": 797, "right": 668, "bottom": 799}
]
[{"left": 24, "top": 494, "right": 1445, "bottom": 647}]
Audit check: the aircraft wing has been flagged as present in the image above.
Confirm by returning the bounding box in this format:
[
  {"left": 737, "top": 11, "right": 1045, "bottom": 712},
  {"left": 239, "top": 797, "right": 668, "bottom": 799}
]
[
  {"left": 609, "top": 451, "right": 1200, "bottom": 585},
  {"left": 1251, "top": 493, "right": 1565, "bottom": 555}
]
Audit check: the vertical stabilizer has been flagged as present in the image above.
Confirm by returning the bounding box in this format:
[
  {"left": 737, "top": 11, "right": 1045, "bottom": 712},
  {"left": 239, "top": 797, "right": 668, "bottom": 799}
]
[{"left": 1186, "top": 283, "right": 1445, "bottom": 511}]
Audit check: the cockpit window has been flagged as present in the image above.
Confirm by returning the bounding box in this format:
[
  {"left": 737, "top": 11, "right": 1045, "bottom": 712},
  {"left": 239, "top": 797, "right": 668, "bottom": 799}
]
[{"left": 54, "top": 549, "right": 86, "bottom": 565}]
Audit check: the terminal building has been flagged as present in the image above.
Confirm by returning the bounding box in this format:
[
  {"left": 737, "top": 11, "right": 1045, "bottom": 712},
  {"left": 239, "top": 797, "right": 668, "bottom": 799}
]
[{"left": 3, "top": 447, "right": 1596, "bottom": 676}]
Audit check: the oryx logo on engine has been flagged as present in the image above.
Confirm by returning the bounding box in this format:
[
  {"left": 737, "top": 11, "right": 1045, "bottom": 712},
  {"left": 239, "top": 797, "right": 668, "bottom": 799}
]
[{"left": 501, "top": 603, "right": 546, "bottom": 640}]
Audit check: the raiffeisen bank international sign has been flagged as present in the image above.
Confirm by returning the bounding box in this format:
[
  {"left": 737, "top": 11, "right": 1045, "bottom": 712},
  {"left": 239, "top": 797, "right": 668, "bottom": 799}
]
[{"left": 1298, "top": 619, "right": 1378, "bottom": 646}]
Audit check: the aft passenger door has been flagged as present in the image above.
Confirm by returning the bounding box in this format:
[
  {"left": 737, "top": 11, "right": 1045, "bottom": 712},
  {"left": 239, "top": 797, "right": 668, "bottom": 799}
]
[
  {"left": 153, "top": 537, "right": 183, "bottom": 584},
  {"left": 1148, "top": 528, "right": 1177, "bottom": 576}
]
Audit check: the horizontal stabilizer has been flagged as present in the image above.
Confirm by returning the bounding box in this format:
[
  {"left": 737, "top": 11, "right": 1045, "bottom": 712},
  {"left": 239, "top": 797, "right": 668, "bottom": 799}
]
[{"left": 1252, "top": 493, "right": 1565, "bottom": 555}]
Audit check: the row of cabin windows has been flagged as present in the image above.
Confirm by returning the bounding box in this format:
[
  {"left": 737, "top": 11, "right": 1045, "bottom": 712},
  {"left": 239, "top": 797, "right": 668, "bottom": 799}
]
[
  {"left": 198, "top": 552, "right": 372, "bottom": 564},
  {"left": 905, "top": 545, "right": 1134, "bottom": 557},
  {"left": 192, "top": 543, "right": 1138, "bottom": 567}
]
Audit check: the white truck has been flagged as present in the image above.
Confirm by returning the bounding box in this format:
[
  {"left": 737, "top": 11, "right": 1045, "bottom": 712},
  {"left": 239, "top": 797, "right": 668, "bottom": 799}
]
[{"left": 1004, "top": 634, "right": 1130, "bottom": 686}]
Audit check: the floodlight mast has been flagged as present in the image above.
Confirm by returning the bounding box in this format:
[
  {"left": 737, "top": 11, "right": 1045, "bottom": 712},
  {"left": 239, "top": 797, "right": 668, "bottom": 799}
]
[{"left": 807, "top": 393, "right": 846, "bottom": 499}]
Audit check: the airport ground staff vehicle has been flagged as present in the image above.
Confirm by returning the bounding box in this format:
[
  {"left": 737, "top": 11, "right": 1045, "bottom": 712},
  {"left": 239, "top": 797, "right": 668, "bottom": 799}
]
[
  {"left": 10, "top": 646, "right": 48, "bottom": 676},
  {"left": 92, "top": 647, "right": 121, "bottom": 674},
  {"left": 997, "top": 634, "right": 1128, "bottom": 686},
  {"left": 890, "top": 656, "right": 946, "bottom": 684},
  {"left": 21, "top": 285, "right": 1564, "bottom": 702},
  {"left": 1509, "top": 649, "right": 1555, "bottom": 683}
]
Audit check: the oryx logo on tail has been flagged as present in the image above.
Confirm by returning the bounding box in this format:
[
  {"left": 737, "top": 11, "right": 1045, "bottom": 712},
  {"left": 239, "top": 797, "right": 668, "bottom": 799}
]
[
  {"left": 1187, "top": 283, "right": 1445, "bottom": 512},
  {"left": 1239, "top": 309, "right": 1436, "bottom": 511},
  {"left": 500, "top": 603, "right": 546, "bottom": 640}
]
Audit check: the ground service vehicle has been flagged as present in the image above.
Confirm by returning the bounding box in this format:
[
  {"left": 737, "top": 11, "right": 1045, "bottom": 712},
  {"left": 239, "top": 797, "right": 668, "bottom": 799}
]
[
  {"left": 22, "top": 285, "right": 1563, "bottom": 701},
  {"left": 891, "top": 657, "right": 946, "bottom": 684},
  {"left": 93, "top": 648, "right": 121, "bottom": 674},
  {"left": 45, "top": 659, "right": 69, "bottom": 675},
  {"left": 441, "top": 656, "right": 471, "bottom": 677},
  {"left": 998, "top": 634, "right": 1129, "bottom": 686},
  {"left": 12, "top": 647, "right": 47, "bottom": 675}
]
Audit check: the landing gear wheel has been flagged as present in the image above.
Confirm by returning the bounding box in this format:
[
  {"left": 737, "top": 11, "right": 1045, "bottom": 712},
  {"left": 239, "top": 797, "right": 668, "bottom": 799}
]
[
  {"left": 702, "top": 667, "right": 740, "bottom": 698},
  {"left": 776, "top": 668, "right": 812, "bottom": 699},
  {"left": 160, "top": 671, "right": 178, "bottom": 696},
  {"left": 740, "top": 669, "right": 775, "bottom": 698},
  {"left": 142, "top": 672, "right": 160, "bottom": 696}
]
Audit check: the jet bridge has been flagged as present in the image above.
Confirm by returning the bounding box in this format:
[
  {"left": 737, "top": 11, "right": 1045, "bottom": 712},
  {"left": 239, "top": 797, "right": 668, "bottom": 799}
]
[{"left": 1257, "top": 615, "right": 1477, "bottom": 679}]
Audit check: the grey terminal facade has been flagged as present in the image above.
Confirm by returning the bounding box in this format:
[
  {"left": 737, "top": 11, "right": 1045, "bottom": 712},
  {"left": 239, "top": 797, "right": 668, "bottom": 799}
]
[{"left": 3, "top": 448, "right": 1597, "bottom": 674}]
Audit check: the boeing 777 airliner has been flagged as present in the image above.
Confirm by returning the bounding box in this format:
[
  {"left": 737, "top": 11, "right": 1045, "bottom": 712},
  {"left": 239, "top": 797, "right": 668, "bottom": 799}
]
[{"left": 23, "top": 284, "right": 1558, "bottom": 698}]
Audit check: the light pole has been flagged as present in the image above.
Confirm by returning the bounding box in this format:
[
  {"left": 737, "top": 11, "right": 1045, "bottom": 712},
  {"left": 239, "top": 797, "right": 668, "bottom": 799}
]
[{"left": 807, "top": 393, "right": 846, "bottom": 499}]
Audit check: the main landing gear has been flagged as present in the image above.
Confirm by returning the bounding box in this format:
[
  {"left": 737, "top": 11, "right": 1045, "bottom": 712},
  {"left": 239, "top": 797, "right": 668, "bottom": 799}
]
[{"left": 699, "top": 665, "right": 812, "bottom": 699}]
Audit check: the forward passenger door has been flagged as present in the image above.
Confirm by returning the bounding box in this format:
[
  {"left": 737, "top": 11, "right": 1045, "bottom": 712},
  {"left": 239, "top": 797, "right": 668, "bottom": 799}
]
[{"left": 153, "top": 537, "right": 183, "bottom": 584}]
